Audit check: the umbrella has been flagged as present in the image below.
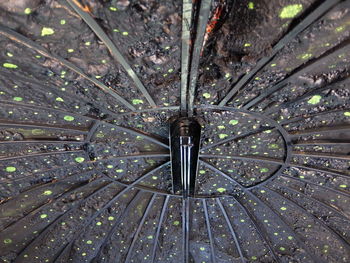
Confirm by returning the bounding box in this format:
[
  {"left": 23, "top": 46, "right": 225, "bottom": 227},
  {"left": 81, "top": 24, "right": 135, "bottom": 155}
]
[{"left": 0, "top": 0, "right": 349, "bottom": 262}]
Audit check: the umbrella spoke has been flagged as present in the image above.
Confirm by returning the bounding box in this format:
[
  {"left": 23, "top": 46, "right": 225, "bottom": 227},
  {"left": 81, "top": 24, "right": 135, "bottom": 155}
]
[
  {"left": 180, "top": 0, "right": 193, "bottom": 113},
  {"left": 218, "top": 0, "right": 341, "bottom": 107},
  {"left": 287, "top": 125, "right": 350, "bottom": 137},
  {"left": 187, "top": 0, "right": 212, "bottom": 116},
  {"left": 199, "top": 159, "right": 245, "bottom": 188},
  {"left": 281, "top": 174, "right": 350, "bottom": 199},
  {"left": 0, "top": 25, "right": 136, "bottom": 111},
  {"left": 65, "top": 0, "right": 156, "bottom": 107},
  {"left": 182, "top": 198, "right": 190, "bottom": 263},
  {"left": 273, "top": 180, "right": 350, "bottom": 221},
  {"left": 1, "top": 176, "right": 107, "bottom": 231},
  {"left": 151, "top": 195, "right": 170, "bottom": 263},
  {"left": 0, "top": 149, "right": 84, "bottom": 162},
  {"left": 247, "top": 190, "right": 326, "bottom": 263},
  {"left": 242, "top": 41, "right": 350, "bottom": 110},
  {"left": 264, "top": 76, "right": 350, "bottom": 115},
  {"left": 202, "top": 199, "right": 217, "bottom": 263},
  {"left": 0, "top": 70, "right": 120, "bottom": 118},
  {"left": 200, "top": 154, "right": 284, "bottom": 166},
  {"left": 289, "top": 163, "right": 349, "bottom": 180},
  {"left": 124, "top": 194, "right": 157, "bottom": 263},
  {"left": 0, "top": 121, "right": 88, "bottom": 134},
  {"left": 14, "top": 181, "right": 115, "bottom": 261},
  {"left": 264, "top": 185, "right": 350, "bottom": 251},
  {"left": 53, "top": 166, "right": 167, "bottom": 261},
  {"left": 88, "top": 191, "right": 145, "bottom": 262},
  {"left": 292, "top": 151, "right": 350, "bottom": 161},
  {"left": 216, "top": 198, "right": 246, "bottom": 263},
  {"left": 292, "top": 140, "right": 350, "bottom": 146},
  {"left": 200, "top": 126, "right": 275, "bottom": 152},
  {"left": 229, "top": 196, "right": 281, "bottom": 262}
]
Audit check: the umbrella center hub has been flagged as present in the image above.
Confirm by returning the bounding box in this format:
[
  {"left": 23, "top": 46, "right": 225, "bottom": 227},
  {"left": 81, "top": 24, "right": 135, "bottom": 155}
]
[{"left": 170, "top": 117, "right": 201, "bottom": 197}]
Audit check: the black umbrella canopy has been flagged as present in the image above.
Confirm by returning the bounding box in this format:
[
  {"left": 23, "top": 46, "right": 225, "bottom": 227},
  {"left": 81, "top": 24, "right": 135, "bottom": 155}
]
[{"left": 0, "top": 0, "right": 349, "bottom": 262}]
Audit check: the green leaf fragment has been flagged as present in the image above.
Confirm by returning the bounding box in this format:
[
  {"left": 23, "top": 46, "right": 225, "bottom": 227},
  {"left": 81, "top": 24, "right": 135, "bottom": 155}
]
[
  {"left": 75, "top": 157, "right": 85, "bottom": 163},
  {"left": 217, "top": 187, "right": 226, "bottom": 193},
  {"left": 13, "top": 97, "right": 23, "bottom": 102},
  {"left": 24, "top": 8, "right": 31, "bottom": 14},
  {"left": 3, "top": 63, "right": 18, "bottom": 69},
  {"left": 203, "top": 93, "right": 211, "bottom": 99},
  {"left": 132, "top": 99, "right": 143, "bottom": 105},
  {"left": 218, "top": 134, "right": 228, "bottom": 139},
  {"left": 279, "top": 4, "right": 303, "bottom": 19},
  {"left": 41, "top": 27, "right": 55, "bottom": 36},
  {"left": 307, "top": 95, "right": 321, "bottom": 105},
  {"left": 229, "top": 120, "right": 239, "bottom": 125},
  {"left": 6, "top": 166, "right": 16, "bottom": 172},
  {"left": 64, "top": 115, "right": 74, "bottom": 121}
]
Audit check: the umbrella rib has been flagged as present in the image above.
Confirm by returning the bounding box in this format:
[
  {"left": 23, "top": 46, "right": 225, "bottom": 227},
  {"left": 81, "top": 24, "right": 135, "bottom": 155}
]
[
  {"left": 287, "top": 125, "right": 350, "bottom": 137},
  {"left": 151, "top": 195, "right": 170, "bottom": 263},
  {"left": 0, "top": 169, "right": 97, "bottom": 205},
  {"left": 0, "top": 100, "right": 101, "bottom": 122},
  {"left": 292, "top": 151, "right": 350, "bottom": 161},
  {"left": 265, "top": 185, "right": 350, "bottom": 251},
  {"left": 248, "top": 190, "right": 327, "bottom": 263},
  {"left": 281, "top": 174, "right": 350, "bottom": 199},
  {"left": 89, "top": 191, "right": 143, "bottom": 262},
  {"left": 187, "top": 0, "right": 212, "bottom": 116},
  {"left": 0, "top": 25, "right": 136, "bottom": 111},
  {"left": 242, "top": 40, "right": 350, "bottom": 110},
  {"left": 200, "top": 126, "right": 275, "bottom": 152},
  {"left": 89, "top": 191, "right": 144, "bottom": 262},
  {"left": 1, "top": 175, "right": 106, "bottom": 231},
  {"left": 100, "top": 153, "right": 170, "bottom": 162},
  {"left": 218, "top": 0, "right": 341, "bottom": 106},
  {"left": 0, "top": 70, "right": 121, "bottom": 118},
  {"left": 1, "top": 161, "right": 93, "bottom": 184},
  {"left": 231, "top": 197, "right": 281, "bottom": 263},
  {"left": 0, "top": 140, "right": 84, "bottom": 145},
  {"left": 289, "top": 163, "right": 349, "bottom": 179},
  {"left": 0, "top": 149, "right": 84, "bottom": 162},
  {"left": 274, "top": 180, "right": 350, "bottom": 221},
  {"left": 55, "top": 191, "right": 145, "bottom": 262},
  {"left": 117, "top": 106, "right": 180, "bottom": 117},
  {"left": 281, "top": 110, "right": 350, "bottom": 127},
  {"left": 200, "top": 154, "right": 284, "bottom": 166},
  {"left": 0, "top": 121, "right": 88, "bottom": 134},
  {"left": 292, "top": 140, "right": 350, "bottom": 146},
  {"left": 16, "top": 163, "right": 167, "bottom": 261},
  {"left": 0, "top": 101, "right": 162, "bottom": 143},
  {"left": 14, "top": 181, "right": 116, "bottom": 261},
  {"left": 202, "top": 199, "right": 217, "bottom": 263},
  {"left": 182, "top": 198, "right": 190, "bottom": 263},
  {"left": 111, "top": 125, "right": 169, "bottom": 149},
  {"left": 216, "top": 199, "right": 246, "bottom": 263},
  {"left": 263, "top": 75, "right": 350, "bottom": 115},
  {"left": 65, "top": 0, "right": 156, "bottom": 107},
  {"left": 199, "top": 159, "right": 245, "bottom": 188},
  {"left": 52, "top": 163, "right": 167, "bottom": 262},
  {"left": 124, "top": 194, "right": 157, "bottom": 263},
  {"left": 180, "top": 0, "right": 193, "bottom": 113}
]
